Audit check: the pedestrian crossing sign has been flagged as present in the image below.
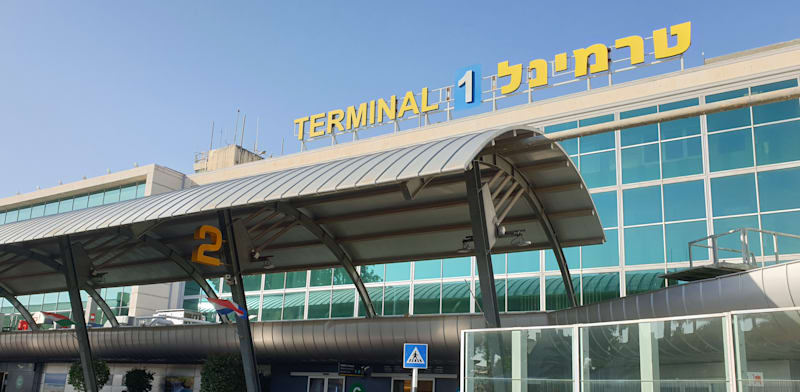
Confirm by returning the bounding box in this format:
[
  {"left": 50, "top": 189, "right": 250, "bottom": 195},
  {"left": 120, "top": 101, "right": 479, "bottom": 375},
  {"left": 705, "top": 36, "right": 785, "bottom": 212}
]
[{"left": 403, "top": 343, "right": 428, "bottom": 369}]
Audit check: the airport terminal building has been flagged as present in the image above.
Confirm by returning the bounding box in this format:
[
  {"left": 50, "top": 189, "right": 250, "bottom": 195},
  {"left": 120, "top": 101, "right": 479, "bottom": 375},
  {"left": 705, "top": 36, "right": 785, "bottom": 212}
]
[{"left": 1, "top": 34, "right": 800, "bottom": 392}]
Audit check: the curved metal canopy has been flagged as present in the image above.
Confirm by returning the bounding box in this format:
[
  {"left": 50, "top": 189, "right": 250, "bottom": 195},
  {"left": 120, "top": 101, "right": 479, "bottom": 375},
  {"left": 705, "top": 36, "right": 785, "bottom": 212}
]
[{"left": 0, "top": 126, "right": 603, "bottom": 295}]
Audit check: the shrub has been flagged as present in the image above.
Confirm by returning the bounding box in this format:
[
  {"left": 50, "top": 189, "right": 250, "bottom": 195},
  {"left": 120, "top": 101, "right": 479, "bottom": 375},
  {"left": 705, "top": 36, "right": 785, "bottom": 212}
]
[
  {"left": 124, "top": 368, "right": 155, "bottom": 392},
  {"left": 67, "top": 361, "right": 110, "bottom": 392},
  {"left": 200, "top": 354, "right": 246, "bottom": 392}
]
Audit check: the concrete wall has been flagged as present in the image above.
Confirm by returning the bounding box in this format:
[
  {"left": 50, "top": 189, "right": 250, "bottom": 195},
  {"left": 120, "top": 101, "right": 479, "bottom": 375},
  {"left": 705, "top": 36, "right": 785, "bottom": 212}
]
[{"left": 125, "top": 166, "right": 188, "bottom": 319}]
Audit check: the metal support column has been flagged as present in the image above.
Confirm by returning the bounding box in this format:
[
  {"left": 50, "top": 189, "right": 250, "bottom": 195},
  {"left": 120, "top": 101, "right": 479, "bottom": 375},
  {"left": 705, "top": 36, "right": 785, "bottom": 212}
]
[
  {"left": 276, "top": 202, "right": 377, "bottom": 318},
  {"left": 141, "top": 234, "right": 230, "bottom": 324},
  {"left": 465, "top": 163, "right": 501, "bottom": 328},
  {"left": 84, "top": 286, "right": 119, "bottom": 327},
  {"left": 218, "top": 210, "right": 262, "bottom": 392},
  {"left": 71, "top": 243, "right": 120, "bottom": 328},
  {"left": 59, "top": 236, "right": 98, "bottom": 392},
  {"left": 0, "top": 284, "right": 39, "bottom": 330}
]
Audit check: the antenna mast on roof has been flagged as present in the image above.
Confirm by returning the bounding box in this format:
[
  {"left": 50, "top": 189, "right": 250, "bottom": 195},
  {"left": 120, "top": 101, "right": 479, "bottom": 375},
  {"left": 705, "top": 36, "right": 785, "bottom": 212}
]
[
  {"left": 254, "top": 116, "right": 260, "bottom": 153},
  {"left": 240, "top": 114, "right": 247, "bottom": 148},
  {"left": 233, "top": 108, "right": 240, "bottom": 146},
  {"left": 209, "top": 120, "right": 215, "bottom": 151}
]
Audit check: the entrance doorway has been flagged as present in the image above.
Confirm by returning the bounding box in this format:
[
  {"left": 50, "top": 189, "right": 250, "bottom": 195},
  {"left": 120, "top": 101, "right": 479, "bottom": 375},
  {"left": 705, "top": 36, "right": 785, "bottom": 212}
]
[
  {"left": 308, "top": 376, "right": 345, "bottom": 392},
  {"left": 391, "top": 379, "right": 434, "bottom": 392}
]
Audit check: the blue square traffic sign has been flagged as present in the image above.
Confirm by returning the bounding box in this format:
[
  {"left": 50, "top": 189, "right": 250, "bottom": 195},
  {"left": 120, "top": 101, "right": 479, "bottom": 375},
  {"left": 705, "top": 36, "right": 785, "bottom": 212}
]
[{"left": 403, "top": 343, "right": 428, "bottom": 369}]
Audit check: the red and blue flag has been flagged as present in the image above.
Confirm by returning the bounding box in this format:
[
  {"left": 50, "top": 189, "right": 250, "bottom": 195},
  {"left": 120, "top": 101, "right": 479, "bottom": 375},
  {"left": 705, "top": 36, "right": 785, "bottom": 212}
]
[{"left": 207, "top": 297, "right": 247, "bottom": 319}]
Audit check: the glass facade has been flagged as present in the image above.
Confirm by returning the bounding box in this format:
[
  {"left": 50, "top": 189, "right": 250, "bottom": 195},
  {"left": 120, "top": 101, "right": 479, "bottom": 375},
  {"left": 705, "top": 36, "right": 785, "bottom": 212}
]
[
  {"left": 178, "top": 76, "right": 800, "bottom": 321},
  {"left": 0, "top": 288, "right": 135, "bottom": 330},
  {"left": 0, "top": 182, "right": 146, "bottom": 226},
  {"left": 463, "top": 308, "right": 800, "bottom": 391}
]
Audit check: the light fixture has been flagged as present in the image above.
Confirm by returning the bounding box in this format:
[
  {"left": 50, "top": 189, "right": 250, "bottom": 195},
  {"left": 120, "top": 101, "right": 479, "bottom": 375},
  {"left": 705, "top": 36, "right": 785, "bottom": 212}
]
[
  {"left": 251, "top": 250, "right": 275, "bottom": 270},
  {"left": 457, "top": 236, "right": 474, "bottom": 253},
  {"left": 497, "top": 226, "right": 532, "bottom": 247}
]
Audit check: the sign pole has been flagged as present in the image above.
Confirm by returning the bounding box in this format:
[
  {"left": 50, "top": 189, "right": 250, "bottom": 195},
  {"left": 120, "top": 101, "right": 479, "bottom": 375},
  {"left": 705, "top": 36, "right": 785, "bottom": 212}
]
[{"left": 403, "top": 343, "right": 427, "bottom": 392}]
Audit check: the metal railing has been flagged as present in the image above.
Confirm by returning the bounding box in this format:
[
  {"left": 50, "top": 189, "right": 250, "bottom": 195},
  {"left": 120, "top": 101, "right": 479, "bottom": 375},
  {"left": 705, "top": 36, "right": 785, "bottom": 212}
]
[{"left": 688, "top": 228, "right": 800, "bottom": 268}]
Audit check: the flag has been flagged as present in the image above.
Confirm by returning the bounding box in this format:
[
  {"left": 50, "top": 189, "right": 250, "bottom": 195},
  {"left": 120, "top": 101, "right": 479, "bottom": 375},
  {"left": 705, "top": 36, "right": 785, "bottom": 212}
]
[
  {"left": 206, "top": 297, "right": 247, "bottom": 319},
  {"left": 41, "top": 311, "right": 75, "bottom": 327}
]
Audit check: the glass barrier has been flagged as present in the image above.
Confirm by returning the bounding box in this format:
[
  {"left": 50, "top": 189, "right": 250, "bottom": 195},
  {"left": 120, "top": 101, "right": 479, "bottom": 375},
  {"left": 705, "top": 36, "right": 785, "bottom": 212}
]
[
  {"left": 464, "top": 327, "right": 575, "bottom": 391},
  {"left": 734, "top": 309, "right": 800, "bottom": 392},
  {"left": 461, "top": 310, "right": 800, "bottom": 391},
  {"left": 581, "top": 316, "right": 729, "bottom": 392}
]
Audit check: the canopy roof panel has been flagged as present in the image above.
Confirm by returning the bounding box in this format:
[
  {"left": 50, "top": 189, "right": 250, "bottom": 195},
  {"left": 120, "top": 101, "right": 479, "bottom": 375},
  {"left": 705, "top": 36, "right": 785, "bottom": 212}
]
[{"left": 0, "top": 126, "right": 603, "bottom": 295}]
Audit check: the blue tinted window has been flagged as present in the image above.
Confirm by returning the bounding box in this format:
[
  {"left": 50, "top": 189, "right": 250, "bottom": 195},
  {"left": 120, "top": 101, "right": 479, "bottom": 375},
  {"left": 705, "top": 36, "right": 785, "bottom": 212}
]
[
  {"left": 582, "top": 273, "right": 620, "bottom": 305},
  {"left": 413, "top": 283, "right": 440, "bottom": 315},
  {"left": 285, "top": 271, "right": 307, "bottom": 288},
  {"left": 706, "top": 89, "right": 750, "bottom": 131},
  {"left": 0, "top": 212, "right": 5, "bottom": 224},
  {"left": 333, "top": 267, "right": 351, "bottom": 285},
  {"left": 491, "top": 254, "right": 505, "bottom": 274},
  {"left": 30, "top": 204, "right": 44, "bottom": 218},
  {"left": 621, "top": 144, "right": 660, "bottom": 184},
  {"left": 623, "top": 186, "right": 662, "bottom": 225},
  {"left": 136, "top": 183, "right": 146, "bottom": 198},
  {"left": 507, "top": 277, "right": 540, "bottom": 312},
  {"left": 383, "top": 285, "right": 409, "bottom": 316},
  {"left": 624, "top": 225, "right": 664, "bottom": 265},
  {"left": 103, "top": 188, "right": 120, "bottom": 204},
  {"left": 545, "top": 276, "right": 581, "bottom": 311},
  {"left": 620, "top": 106, "right": 658, "bottom": 146},
  {"left": 665, "top": 221, "right": 708, "bottom": 262},
  {"left": 713, "top": 216, "right": 761, "bottom": 259},
  {"left": 44, "top": 201, "right": 59, "bottom": 216},
  {"left": 309, "top": 269, "right": 332, "bottom": 287},
  {"left": 591, "top": 191, "right": 617, "bottom": 227},
  {"left": 475, "top": 279, "right": 505, "bottom": 313},
  {"left": 581, "top": 229, "right": 619, "bottom": 268},
  {"left": 661, "top": 137, "right": 702, "bottom": 178},
  {"left": 442, "top": 257, "right": 471, "bottom": 278},
  {"left": 758, "top": 167, "right": 800, "bottom": 212},
  {"left": 761, "top": 211, "right": 800, "bottom": 256},
  {"left": 58, "top": 199, "right": 73, "bottom": 213},
  {"left": 17, "top": 207, "right": 31, "bottom": 221},
  {"left": 546, "top": 121, "right": 578, "bottom": 155},
  {"left": 545, "top": 247, "right": 579, "bottom": 271},
  {"left": 88, "top": 192, "right": 104, "bottom": 207},
  {"left": 751, "top": 79, "right": 800, "bottom": 124},
  {"left": 711, "top": 174, "right": 757, "bottom": 216},
  {"left": 441, "top": 282, "right": 470, "bottom": 313},
  {"left": 663, "top": 180, "right": 705, "bottom": 221},
  {"left": 385, "top": 262, "right": 410, "bottom": 281},
  {"left": 414, "top": 259, "right": 440, "bottom": 280},
  {"left": 659, "top": 99, "right": 700, "bottom": 139},
  {"left": 708, "top": 129, "right": 754, "bottom": 171},
  {"left": 580, "top": 152, "right": 616, "bottom": 188},
  {"left": 579, "top": 114, "right": 615, "bottom": 152},
  {"left": 754, "top": 120, "right": 800, "bottom": 165},
  {"left": 72, "top": 196, "right": 88, "bottom": 210},
  {"left": 507, "top": 251, "right": 539, "bottom": 273},
  {"left": 120, "top": 185, "right": 137, "bottom": 201},
  {"left": 360, "top": 265, "right": 384, "bottom": 283},
  {"left": 282, "top": 292, "right": 305, "bottom": 320}
]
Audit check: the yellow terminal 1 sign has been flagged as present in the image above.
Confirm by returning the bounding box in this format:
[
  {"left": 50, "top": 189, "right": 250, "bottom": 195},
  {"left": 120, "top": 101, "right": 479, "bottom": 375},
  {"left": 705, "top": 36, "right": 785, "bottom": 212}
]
[{"left": 294, "top": 22, "right": 691, "bottom": 142}]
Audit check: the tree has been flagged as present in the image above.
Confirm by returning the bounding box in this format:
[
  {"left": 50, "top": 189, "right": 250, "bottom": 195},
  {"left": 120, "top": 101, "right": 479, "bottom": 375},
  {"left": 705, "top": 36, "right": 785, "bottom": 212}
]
[
  {"left": 124, "top": 368, "right": 155, "bottom": 392},
  {"left": 200, "top": 354, "right": 246, "bottom": 392},
  {"left": 68, "top": 361, "right": 110, "bottom": 392}
]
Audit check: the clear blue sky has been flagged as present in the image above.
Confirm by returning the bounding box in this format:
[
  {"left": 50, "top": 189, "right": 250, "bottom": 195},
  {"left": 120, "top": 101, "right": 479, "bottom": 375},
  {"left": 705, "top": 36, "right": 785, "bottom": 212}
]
[{"left": 1, "top": 0, "right": 798, "bottom": 197}]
